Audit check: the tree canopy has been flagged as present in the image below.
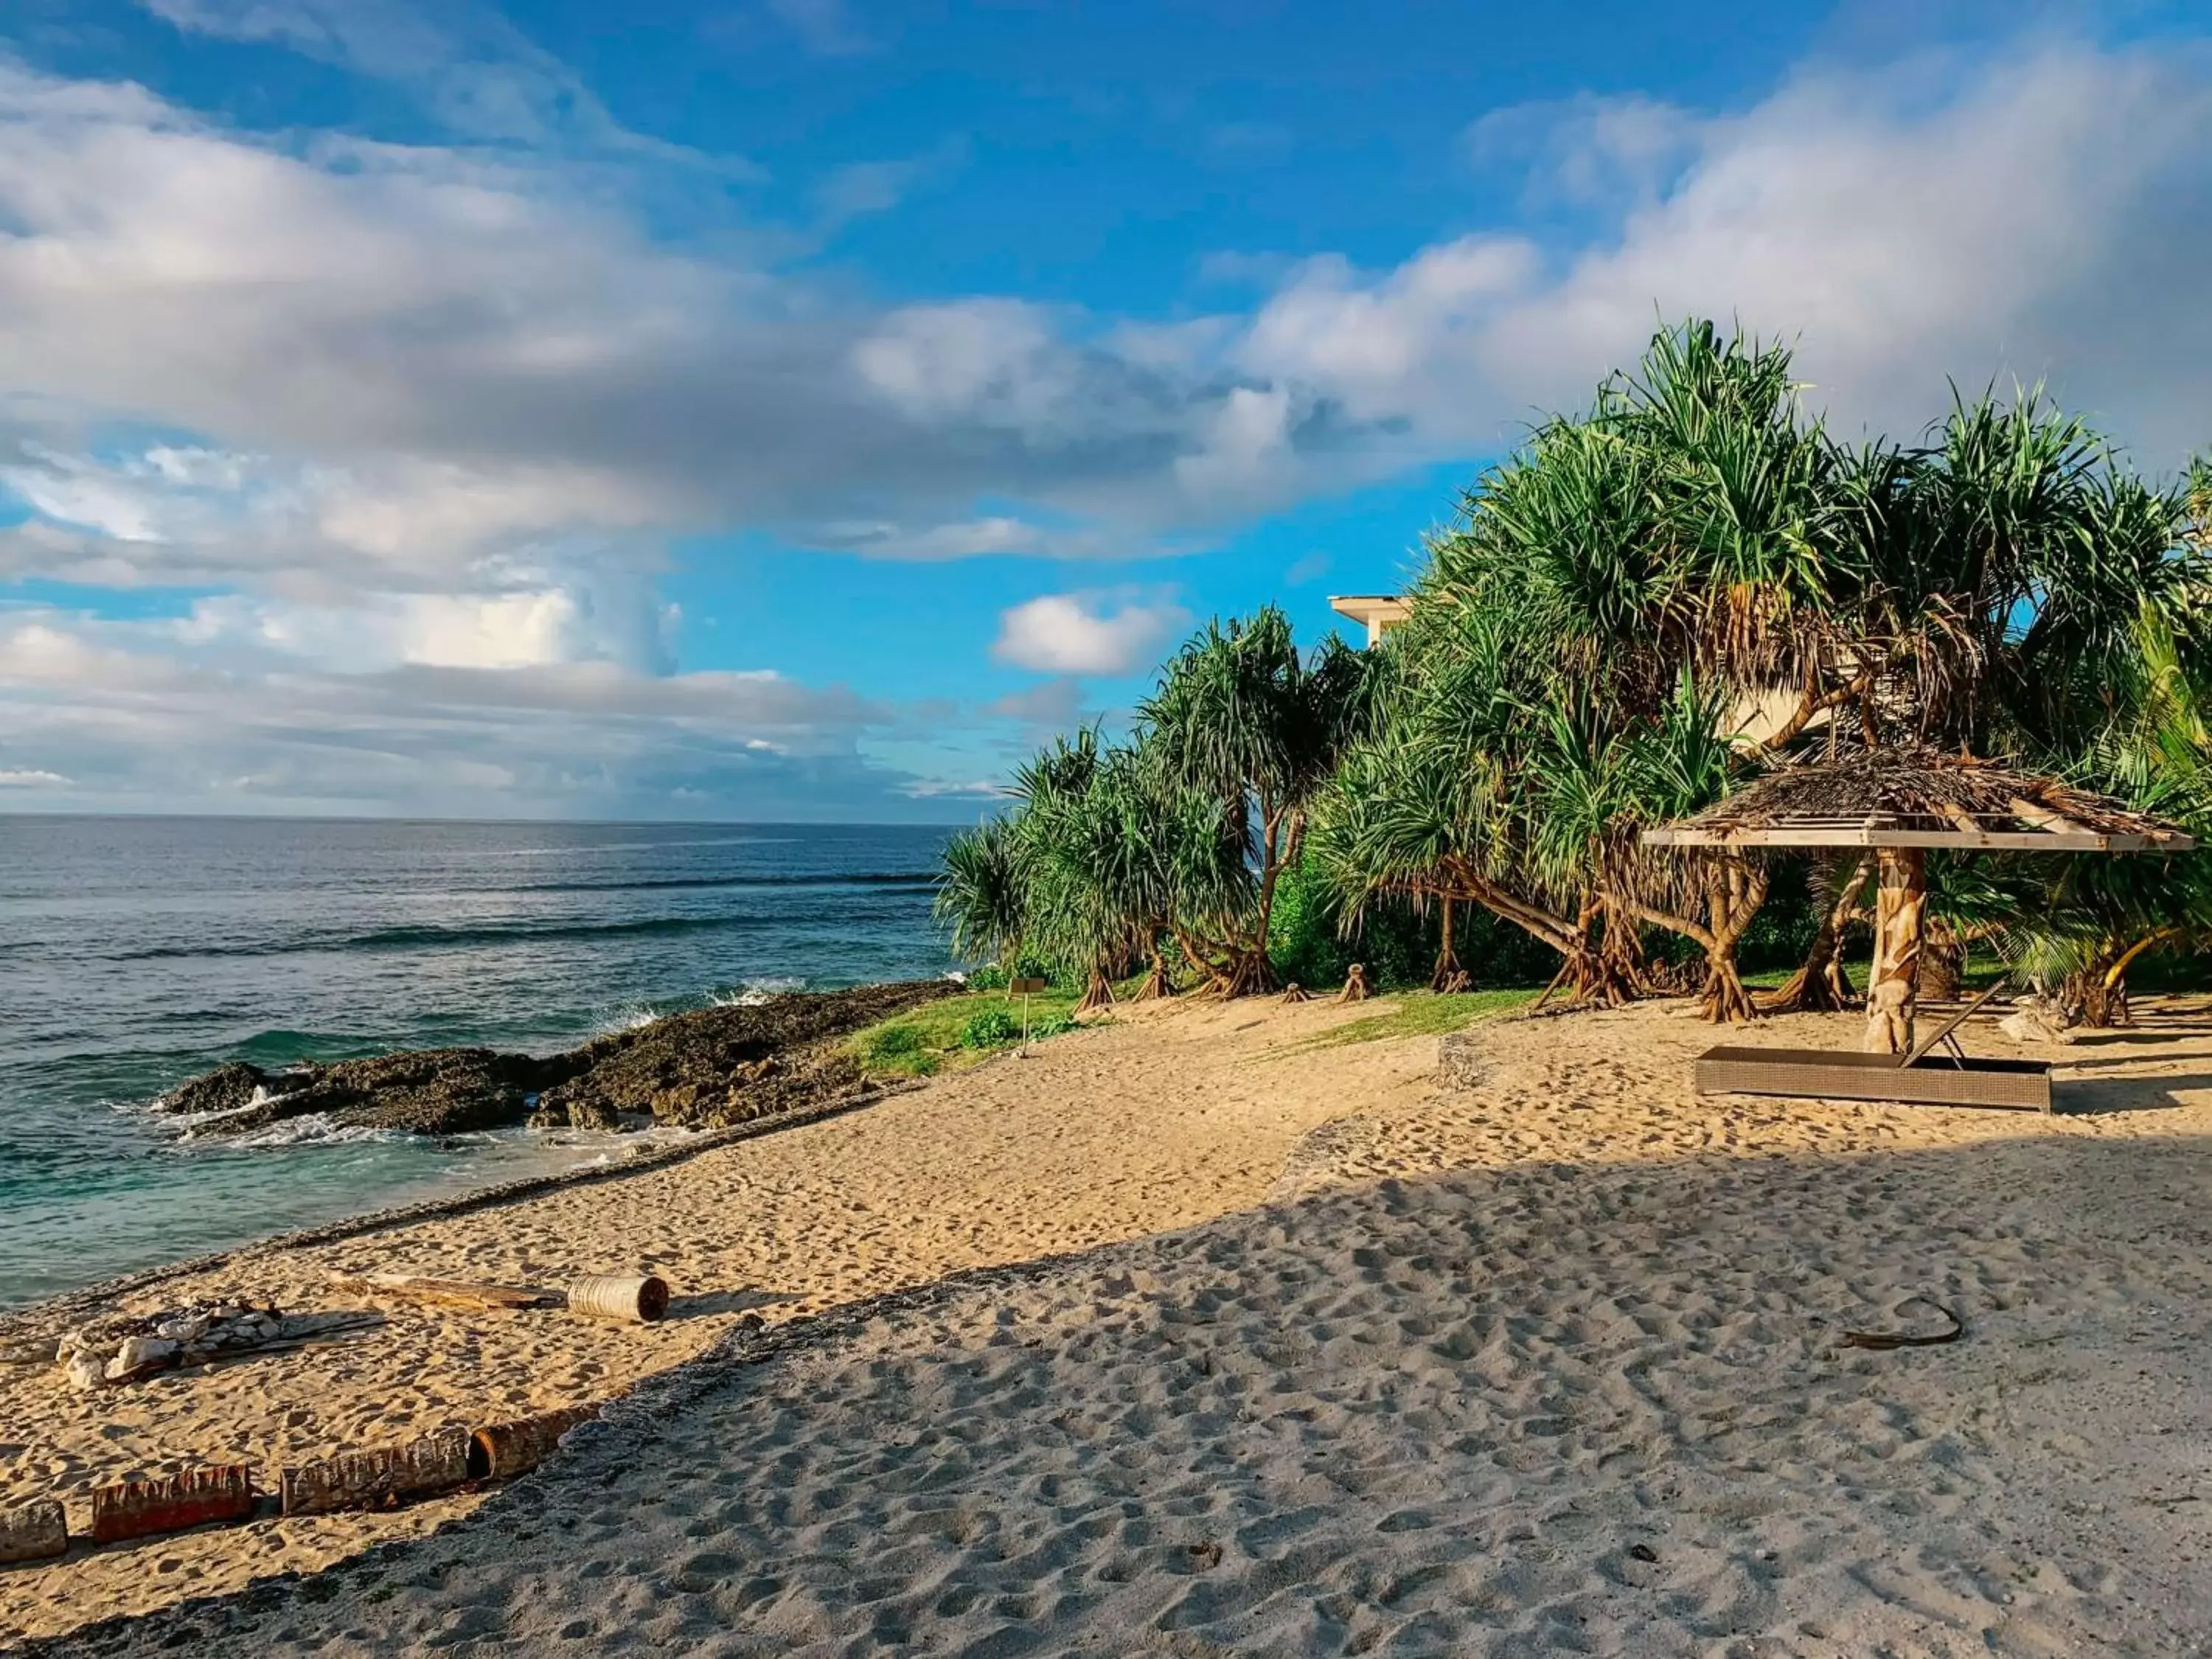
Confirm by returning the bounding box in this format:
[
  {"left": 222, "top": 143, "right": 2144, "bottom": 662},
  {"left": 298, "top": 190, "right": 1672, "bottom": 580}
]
[{"left": 940, "top": 320, "right": 2212, "bottom": 1026}]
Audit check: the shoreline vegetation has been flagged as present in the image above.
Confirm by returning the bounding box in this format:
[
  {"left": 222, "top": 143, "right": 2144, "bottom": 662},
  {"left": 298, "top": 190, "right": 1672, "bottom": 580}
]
[{"left": 936, "top": 320, "right": 2211, "bottom": 1043}]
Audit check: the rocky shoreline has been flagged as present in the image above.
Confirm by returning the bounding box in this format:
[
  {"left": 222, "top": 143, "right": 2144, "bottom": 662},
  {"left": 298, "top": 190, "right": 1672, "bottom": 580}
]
[{"left": 157, "top": 981, "right": 947, "bottom": 1138}]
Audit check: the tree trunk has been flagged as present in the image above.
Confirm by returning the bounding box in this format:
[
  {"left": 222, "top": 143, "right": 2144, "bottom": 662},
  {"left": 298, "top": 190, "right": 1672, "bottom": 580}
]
[
  {"left": 1916, "top": 929, "right": 1964, "bottom": 1002},
  {"left": 1863, "top": 848, "right": 1927, "bottom": 1054},
  {"left": 2065, "top": 960, "right": 2129, "bottom": 1029},
  {"left": 1077, "top": 966, "right": 1116, "bottom": 1017},
  {"left": 1430, "top": 897, "right": 1471, "bottom": 992},
  {"left": 1616, "top": 858, "right": 1766, "bottom": 1024},
  {"left": 1599, "top": 895, "right": 1650, "bottom": 998},
  {"left": 1694, "top": 860, "right": 1766, "bottom": 1024},
  {"left": 1130, "top": 950, "right": 1175, "bottom": 1001},
  {"left": 1762, "top": 856, "right": 1868, "bottom": 1014},
  {"left": 1222, "top": 802, "right": 1287, "bottom": 1000}
]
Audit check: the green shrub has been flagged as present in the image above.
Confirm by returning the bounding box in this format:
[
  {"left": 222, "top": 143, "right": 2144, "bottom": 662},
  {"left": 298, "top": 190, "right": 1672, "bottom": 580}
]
[
  {"left": 1026, "top": 1014, "right": 1079, "bottom": 1039},
  {"left": 959, "top": 954, "right": 1057, "bottom": 993},
  {"left": 959, "top": 1007, "right": 1021, "bottom": 1048},
  {"left": 1267, "top": 854, "right": 1558, "bottom": 992},
  {"left": 863, "top": 1023, "right": 925, "bottom": 1061}
]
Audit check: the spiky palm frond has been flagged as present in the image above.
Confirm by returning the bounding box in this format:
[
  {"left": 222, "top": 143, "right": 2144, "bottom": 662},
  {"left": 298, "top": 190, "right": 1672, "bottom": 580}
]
[{"left": 933, "top": 815, "right": 1026, "bottom": 968}]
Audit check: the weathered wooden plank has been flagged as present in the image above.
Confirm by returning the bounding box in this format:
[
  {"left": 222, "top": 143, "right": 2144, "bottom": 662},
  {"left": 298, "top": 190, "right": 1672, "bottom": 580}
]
[{"left": 88, "top": 1466, "right": 256, "bottom": 1544}]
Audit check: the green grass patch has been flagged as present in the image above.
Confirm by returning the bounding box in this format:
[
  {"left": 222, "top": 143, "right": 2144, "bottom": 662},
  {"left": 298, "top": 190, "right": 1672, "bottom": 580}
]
[
  {"left": 847, "top": 984, "right": 1093, "bottom": 1078},
  {"left": 1281, "top": 987, "right": 1538, "bottom": 1052}
]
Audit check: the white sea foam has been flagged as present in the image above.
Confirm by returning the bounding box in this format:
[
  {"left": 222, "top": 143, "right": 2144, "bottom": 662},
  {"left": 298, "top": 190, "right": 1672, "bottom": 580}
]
[
  {"left": 711, "top": 976, "right": 806, "bottom": 1008},
  {"left": 223, "top": 1112, "right": 405, "bottom": 1150}
]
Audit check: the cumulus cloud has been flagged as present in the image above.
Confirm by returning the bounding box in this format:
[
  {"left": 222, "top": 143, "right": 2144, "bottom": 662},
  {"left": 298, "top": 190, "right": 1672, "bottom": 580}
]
[
  {"left": 992, "top": 592, "right": 1190, "bottom": 678},
  {"left": 1240, "top": 44, "right": 2212, "bottom": 459},
  {"left": 0, "top": 608, "right": 936, "bottom": 817},
  {"left": 4, "top": 29, "right": 2212, "bottom": 813}
]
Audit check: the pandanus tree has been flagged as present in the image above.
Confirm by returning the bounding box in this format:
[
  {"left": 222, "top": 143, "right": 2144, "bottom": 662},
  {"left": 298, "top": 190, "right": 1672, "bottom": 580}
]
[
  {"left": 2003, "top": 610, "right": 2212, "bottom": 1023},
  {"left": 1143, "top": 605, "right": 1374, "bottom": 996},
  {"left": 967, "top": 726, "right": 1257, "bottom": 1014},
  {"left": 951, "top": 326, "right": 2212, "bottom": 1019},
  {"left": 933, "top": 815, "right": 1026, "bottom": 975},
  {"left": 1318, "top": 321, "right": 1827, "bottom": 1015}
]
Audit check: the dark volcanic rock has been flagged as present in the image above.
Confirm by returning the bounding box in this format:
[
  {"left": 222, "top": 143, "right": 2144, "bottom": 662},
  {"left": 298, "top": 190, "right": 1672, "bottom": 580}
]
[
  {"left": 159, "top": 981, "right": 947, "bottom": 1139},
  {"left": 173, "top": 1048, "right": 541, "bottom": 1138},
  {"left": 158, "top": 1061, "right": 281, "bottom": 1118},
  {"left": 535, "top": 980, "right": 942, "bottom": 1129}
]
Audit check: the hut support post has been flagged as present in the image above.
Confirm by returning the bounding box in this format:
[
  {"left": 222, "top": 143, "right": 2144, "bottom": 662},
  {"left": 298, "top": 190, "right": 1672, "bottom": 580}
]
[{"left": 1863, "top": 848, "right": 1927, "bottom": 1054}]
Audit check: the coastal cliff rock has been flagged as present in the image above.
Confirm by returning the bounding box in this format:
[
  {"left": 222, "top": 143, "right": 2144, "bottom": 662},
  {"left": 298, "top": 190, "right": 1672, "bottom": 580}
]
[{"left": 158, "top": 981, "right": 945, "bottom": 1139}]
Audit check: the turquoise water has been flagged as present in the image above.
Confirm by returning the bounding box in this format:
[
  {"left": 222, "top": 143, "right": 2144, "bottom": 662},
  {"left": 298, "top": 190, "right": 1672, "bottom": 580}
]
[{"left": 0, "top": 816, "right": 955, "bottom": 1307}]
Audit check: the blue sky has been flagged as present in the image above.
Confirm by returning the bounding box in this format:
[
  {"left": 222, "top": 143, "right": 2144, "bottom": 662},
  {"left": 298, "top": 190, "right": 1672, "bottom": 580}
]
[{"left": 1, "top": 1, "right": 2208, "bottom": 819}]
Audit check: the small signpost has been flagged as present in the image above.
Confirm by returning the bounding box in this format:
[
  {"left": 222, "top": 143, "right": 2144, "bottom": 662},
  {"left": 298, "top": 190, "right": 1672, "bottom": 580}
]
[{"left": 1009, "top": 975, "right": 1048, "bottom": 1056}]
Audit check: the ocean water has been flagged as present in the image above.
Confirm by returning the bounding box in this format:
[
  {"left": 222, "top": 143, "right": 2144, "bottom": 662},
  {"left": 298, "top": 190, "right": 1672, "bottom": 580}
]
[{"left": 0, "top": 815, "right": 956, "bottom": 1309}]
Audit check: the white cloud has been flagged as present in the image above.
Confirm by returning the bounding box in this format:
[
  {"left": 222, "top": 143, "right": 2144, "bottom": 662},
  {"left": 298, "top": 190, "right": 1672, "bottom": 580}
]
[
  {"left": 991, "top": 592, "right": 1189, "bottom": 678},
  {"left": 0, "top": 607, "right": 954, "bottom": 817},
  {"left": 4, "top": 31, "right": 2212, "bottom": 813},
  {"left": 136, "top": 0, "right": 736, "bottom": 164},
  {"left": 1239, "top": 44, "right": 2212, "bottom": 460},
  {"left": 1466, "top": 92, "right": 1702, "bottom": 211}
]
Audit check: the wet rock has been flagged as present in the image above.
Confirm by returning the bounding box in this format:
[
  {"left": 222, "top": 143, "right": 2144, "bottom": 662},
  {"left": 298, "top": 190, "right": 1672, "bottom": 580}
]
[
  {"left": 175, "top": 1048, "right": 540, "bottom": 1139},
  {"left": 158, "top": 1061, "right": 282, "bottom": 1118},
  {"left": 161, "top": 981, "right": 945, "bottom": 1139},
  {"left": 533, "top": 981, "right": 940, "bottom": 1130},
  {"left": 563, "top": 1097, "right": 621, "bottom": 1131}
]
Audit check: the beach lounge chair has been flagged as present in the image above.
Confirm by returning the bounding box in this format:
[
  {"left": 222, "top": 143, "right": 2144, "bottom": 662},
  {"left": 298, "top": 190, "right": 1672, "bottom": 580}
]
[{"left": 1694, "top": 984, "right": 2053, "bottom": 1113}]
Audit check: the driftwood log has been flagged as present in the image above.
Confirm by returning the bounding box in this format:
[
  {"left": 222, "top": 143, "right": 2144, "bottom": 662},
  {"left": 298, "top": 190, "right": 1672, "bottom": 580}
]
[
  {"left": 88, "top": 1467, "right": 256, "bottom": 1545},
  {"left": 467, "top": 1404, "right": 604, "bottom": 1480},
  {"left": 566, "top": 1275, "right": 669, "bottom": 1324},
  {"left": 0, "top": 1499, "right": 67, "bottom": 1565},
  {"left": 328, "top": 1273, "right": 559, "bottom": 1312},
  {"left": 281, "top": 1426, "right": 473, "bottom": 1517}
]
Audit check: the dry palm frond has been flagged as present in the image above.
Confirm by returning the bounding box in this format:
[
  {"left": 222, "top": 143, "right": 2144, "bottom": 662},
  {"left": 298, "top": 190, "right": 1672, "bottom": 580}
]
[{"left": 1664, "top": 745, "right": 2188, "bottom": 844}]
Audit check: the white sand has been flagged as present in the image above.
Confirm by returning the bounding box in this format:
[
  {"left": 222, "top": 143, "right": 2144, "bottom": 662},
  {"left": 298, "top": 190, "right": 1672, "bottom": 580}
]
[{"left": 7, "top": 994, "right": 2212, "bottom": 1655}]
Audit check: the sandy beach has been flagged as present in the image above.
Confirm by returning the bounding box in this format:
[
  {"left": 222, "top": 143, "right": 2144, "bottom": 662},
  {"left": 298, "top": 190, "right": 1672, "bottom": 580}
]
[{"left": 4, "top": 992, "right": 2211, "bottom": 1654}]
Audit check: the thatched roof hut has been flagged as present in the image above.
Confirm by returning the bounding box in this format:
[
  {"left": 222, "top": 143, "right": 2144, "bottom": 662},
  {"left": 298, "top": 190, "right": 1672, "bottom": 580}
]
[
  {"left": 1644, "top": 748, "right": 2194, "bottom": 853},
  {"left": 1640, "top": 749, "right": 2193, "bottom": 1054}
]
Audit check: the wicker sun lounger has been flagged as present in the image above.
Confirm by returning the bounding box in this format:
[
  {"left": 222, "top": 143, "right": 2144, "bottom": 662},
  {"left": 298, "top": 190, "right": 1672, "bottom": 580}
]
[{"left": 1694, "top": 985, "right": 2053, "bottom": 1113}]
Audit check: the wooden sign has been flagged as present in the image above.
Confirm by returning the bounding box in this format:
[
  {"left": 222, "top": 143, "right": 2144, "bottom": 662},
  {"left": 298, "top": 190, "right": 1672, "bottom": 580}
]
[{"left": 1009, "top": 977, "right": 1048, "bottom": 995}]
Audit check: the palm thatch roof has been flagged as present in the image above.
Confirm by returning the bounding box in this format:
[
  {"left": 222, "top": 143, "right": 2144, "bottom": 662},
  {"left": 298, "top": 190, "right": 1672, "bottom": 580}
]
[{"left": 1642, "top": 748, "right": 2196, "bottom": 853}]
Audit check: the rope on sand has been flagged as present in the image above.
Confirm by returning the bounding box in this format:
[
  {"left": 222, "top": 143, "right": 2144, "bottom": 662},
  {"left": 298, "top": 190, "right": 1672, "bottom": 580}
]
[{"left": 1840, "top": 1297, "right": 1963, "bottom": 1351}]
